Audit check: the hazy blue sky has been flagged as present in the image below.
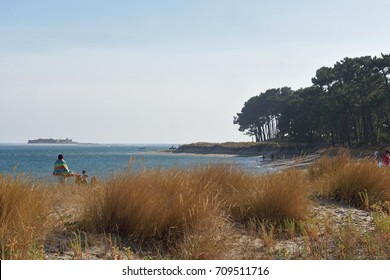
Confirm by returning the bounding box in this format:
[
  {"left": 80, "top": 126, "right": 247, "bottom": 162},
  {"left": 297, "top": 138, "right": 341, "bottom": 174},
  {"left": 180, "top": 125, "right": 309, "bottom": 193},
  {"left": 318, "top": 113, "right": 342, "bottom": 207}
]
[{"left": 1, "top": 0, "right": 389, "bottom": 144}]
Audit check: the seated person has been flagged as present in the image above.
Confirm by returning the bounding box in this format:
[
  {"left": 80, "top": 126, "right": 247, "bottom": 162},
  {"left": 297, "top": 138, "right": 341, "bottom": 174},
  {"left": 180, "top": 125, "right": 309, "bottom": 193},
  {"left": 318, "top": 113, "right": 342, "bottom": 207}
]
[{"left": 53, "top": 154, "right": 76, "bottom": 183}]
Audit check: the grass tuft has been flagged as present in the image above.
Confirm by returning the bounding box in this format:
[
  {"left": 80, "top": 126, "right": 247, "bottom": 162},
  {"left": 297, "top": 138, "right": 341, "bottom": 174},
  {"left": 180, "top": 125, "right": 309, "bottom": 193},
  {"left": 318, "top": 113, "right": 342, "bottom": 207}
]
[
  {"left": 79, "top": 166, "right": 224, "bottom": 255},
  {"left": 310, "top": 154, "right": 390, "bottom": 209},
  {"left": 78, "top": 165, "right": 311, "bottom": 258},
  {"left": 0, "top": 174, "right": 51, "bottom": 259},
  {"left": 228, "top": 169, "right": 311, "bottom": 228}
]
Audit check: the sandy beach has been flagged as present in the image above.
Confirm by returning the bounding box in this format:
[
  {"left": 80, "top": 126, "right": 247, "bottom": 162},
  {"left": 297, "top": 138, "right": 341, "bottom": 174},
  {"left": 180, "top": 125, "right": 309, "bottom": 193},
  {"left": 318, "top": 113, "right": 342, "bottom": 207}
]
[{"left": 43, "top": 195, "right": 379, "bottom": 260}]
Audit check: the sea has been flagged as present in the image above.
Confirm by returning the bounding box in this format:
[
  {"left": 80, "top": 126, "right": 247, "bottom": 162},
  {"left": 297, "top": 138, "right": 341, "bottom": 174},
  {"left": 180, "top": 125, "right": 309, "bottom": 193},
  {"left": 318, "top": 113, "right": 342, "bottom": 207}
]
[{"left": 0, "top": 144, "right": 274, "bottom": 183}]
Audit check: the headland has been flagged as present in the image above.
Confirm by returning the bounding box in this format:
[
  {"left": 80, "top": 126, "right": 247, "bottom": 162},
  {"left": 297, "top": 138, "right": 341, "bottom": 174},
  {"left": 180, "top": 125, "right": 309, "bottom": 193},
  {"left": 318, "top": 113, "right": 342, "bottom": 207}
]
[{"left": 172, "top": 141, "right": 388, "bottom": 159}]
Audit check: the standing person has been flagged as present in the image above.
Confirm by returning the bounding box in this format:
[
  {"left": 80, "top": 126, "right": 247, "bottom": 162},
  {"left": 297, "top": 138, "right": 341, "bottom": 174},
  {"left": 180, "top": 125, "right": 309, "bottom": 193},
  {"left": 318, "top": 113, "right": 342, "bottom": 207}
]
[
  {"left": 381, "top": 150, "right": 390, "bottom": 167},
  {"left": 53, "top": 154, "right": 75, "bottom": 184},
  {"left": 375, "top": 151, "right": 382, "bottom": 167}
]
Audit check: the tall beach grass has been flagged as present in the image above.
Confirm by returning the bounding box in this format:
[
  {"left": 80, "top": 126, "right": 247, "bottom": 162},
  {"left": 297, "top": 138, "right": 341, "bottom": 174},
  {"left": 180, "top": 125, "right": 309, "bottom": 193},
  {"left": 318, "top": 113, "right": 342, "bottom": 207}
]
[
  {"left": 77, "top": 164, "right": 312, "bottom": 258},
  {"left": 227, "top": 169, "right": 311, "bottom": 228},
  {"left": 79, "top": 166, "right": 226, "bottom": 258},
  {"left": 0, "top": 174, "right": 51, "bottom": 259},
  {"left": 309, "top": 152, "right": 390, "bottom": 209}
]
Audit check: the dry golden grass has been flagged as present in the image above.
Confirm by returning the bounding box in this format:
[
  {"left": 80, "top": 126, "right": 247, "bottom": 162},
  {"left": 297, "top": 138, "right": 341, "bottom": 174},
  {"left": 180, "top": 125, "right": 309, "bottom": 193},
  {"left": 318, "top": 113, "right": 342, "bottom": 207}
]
[
  {"left": 228, "top": 169, "right": 311, "bottom": 228},
  {"left": 309, "top": 153, "right": 390, "bottom": 209},
  {"left": 174, "top": 215, "right": 233, "bottom": 260},
  {"left": 0, "top": 174, "right": 52, "bottom": 259},
  {"left": 307, "top": 151, "right": 350, "bottom": 180},
  {"left": 296, "top": 210, "right": 390, "bottom": 260},
  {"left": 79, "top": 166, "right": 226, "bottom": 258},
  {"left": 77, "top": 164, "right": 311, "bottom": 258},
  {"left": 1, "top": 155, "right": 389, "bottom": 260}
]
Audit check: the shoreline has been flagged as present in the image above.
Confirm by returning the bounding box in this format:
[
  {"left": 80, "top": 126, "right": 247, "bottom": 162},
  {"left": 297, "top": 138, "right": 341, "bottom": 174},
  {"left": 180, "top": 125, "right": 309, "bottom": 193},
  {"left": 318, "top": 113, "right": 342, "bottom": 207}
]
[
  {"left": 171, "top": 141, "right": 389, "bottom": 158},
  {"left": 172, "top": 142, "right": 326, "bottom": 158},
  {"left": 163, "top": 141, "right": 390, "bottom": 171},
  {"left": 155, "top": 148, "right": 322, "bottom": 172}
]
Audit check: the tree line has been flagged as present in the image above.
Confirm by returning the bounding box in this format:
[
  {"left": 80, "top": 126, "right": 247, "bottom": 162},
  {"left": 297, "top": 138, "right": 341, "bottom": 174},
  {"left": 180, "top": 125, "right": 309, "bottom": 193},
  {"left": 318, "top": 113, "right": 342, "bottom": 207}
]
[{"left": 234, "top": 54, "right": 390, "bottom": 146}]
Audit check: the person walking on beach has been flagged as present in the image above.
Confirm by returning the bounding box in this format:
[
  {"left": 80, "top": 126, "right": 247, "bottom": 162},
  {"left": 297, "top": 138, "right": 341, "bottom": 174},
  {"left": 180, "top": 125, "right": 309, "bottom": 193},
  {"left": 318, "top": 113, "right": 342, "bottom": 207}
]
[
  {"left": 53, "top": 154, "right": 75, "bottom": 184},
  {"left": 381, "top": 150, "right": 390, "bottom": 167}
]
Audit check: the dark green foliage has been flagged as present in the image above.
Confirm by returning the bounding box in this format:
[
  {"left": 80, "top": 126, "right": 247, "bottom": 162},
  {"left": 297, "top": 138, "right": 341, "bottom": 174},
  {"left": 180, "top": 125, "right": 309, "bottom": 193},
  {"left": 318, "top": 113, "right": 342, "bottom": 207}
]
[
  {"left": 235, "top": 54, "right": 390, "bottom": 145},
  {"left": 234, "top": 87, "right": 293, "bottom": 142}
]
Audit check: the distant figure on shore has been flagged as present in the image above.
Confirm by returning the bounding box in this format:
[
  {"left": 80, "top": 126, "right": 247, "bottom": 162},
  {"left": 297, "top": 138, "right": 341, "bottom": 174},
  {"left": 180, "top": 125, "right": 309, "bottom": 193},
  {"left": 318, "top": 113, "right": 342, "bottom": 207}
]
[
  {"left": 374, "top": 151, "right": 382, "bottom": 167},
  {"left": 381, "top": 150, "right": 390, "bottom": 167},
  {"left": 53, "top": 154, "right": 76, "bottom": 184}
]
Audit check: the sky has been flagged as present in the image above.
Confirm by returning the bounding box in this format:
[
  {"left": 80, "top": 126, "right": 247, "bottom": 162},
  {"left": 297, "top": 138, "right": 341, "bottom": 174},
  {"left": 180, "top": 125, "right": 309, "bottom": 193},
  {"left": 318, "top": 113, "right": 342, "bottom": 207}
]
[{"left": 1, "top": 0, "right": 389, "bottom": 144}]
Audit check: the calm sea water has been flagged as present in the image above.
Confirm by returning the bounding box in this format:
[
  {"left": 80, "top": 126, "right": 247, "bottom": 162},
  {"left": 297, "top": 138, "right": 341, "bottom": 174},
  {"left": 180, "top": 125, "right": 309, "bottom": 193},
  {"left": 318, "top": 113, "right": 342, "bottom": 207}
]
[{"left": 0, "top": 144, "right": 273, "bottom": 183}]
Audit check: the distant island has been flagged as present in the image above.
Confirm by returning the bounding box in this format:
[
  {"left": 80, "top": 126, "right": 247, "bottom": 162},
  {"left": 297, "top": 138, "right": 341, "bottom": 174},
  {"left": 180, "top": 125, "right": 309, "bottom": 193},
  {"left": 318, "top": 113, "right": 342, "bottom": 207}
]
[{"left": 28, "top": 138, "right": 78, "bottom": 144}]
